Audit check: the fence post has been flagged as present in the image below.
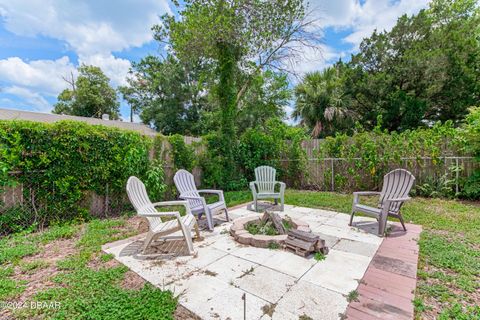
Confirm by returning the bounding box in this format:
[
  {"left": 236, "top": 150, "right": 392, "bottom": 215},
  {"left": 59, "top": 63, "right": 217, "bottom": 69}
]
[
  {"left": 105, "top": 183, "right": 109, "bottom": 215},
  {"left": 455, "top": 157, "right": 459, "bottom": 194},
  {"left": 330, "top": 159, "right": 335, "bottom": 192}
]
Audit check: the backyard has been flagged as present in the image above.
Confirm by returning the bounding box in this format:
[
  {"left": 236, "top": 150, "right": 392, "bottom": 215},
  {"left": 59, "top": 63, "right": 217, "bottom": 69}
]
[
  {"left": 1, "top": 0, "right": 480, "bottom": 319},
  {"left": 0, "top": 190, "right": 478, "bottom": 319}
]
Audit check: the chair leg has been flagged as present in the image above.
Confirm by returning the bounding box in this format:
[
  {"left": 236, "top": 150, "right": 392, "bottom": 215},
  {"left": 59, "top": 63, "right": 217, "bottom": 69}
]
[
  {"left": 184, "top": 229, "right": 195, "bottom": 255},
  {"left": 254, "top": 199, "right": 258, "bottom": 212},
  {"left": 349, "top": 209, "right": 355, "bottom": 226},
  {"left": 142, "top": 231, "right": 155, "bottom": 254},
  {"left": 280, "top": 195, "right": 284, "bottom": 211},
  {"left": 378, "top": 212, "right": 388, "bottom": 237},
  {"left": 398, "top": 213, "right": 407, "bottom": 231},
  {"left": 193, "top": 220, "right": 201, "bottom": 239},
  {"left": 205, "top": 208, "right": 214, "bottom": 231},
  {"left": 224, "top": 206, "right": 230, "bottom": 222}
]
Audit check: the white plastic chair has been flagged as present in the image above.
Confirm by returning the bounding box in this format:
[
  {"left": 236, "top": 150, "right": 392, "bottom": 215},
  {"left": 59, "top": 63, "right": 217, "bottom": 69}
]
[
  {"left": 173, "top": 169, "right": 229, "bottom": 231},
  {"left": 250, "top": 166, "right": 286, "bottom": 212},
  {"left": 126, "top": 176, "right": 200, "bottom": 255},
  {"left": 349, "top": 169, "right": 415, "bottom": 236}
]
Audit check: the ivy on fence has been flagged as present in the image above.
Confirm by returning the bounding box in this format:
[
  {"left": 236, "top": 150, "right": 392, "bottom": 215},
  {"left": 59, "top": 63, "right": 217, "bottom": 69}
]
[{"left": 0, "top": 120, "right": 151, "bottom": 233}]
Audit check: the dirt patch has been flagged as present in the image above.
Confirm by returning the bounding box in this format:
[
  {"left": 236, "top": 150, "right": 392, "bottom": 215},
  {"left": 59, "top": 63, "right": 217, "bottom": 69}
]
[
  {"left": 1, "top": 216, "right": 201, "bottom": 319},
  {"left": 174, "top": 305, "right": 202, "bottom": 320},
  {"left": 87, "top": 255, "right": 119, "bottom": 270},
  {"left": 262, "top": 303, "right": 277, "bottom": 317},
  {"left": 120, "top": 270, "right": 146, "bottom": 291},
  {"left": 128, "top": 216, "right": 150, "bottom": 233},
  {"left": 26, "top": 237, "right": 79, "bottom": 264}
]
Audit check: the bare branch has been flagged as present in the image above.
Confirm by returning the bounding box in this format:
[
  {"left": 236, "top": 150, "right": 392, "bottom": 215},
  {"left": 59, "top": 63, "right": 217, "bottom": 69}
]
[{"left": 62, "top": 71, "right": 76, "bottom": 92}]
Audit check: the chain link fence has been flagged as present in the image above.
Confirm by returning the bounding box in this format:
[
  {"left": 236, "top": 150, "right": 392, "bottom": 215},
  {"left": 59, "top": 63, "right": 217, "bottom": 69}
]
[
  {"left": 280, "top": 156, "right": 478, "bottom": 193},
  {"left": 0, "top": 171, "right": 133, "bottom": 236}
]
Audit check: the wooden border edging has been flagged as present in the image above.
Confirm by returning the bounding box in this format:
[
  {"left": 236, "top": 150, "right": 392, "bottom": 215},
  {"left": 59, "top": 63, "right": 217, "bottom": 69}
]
[{"left": 346, "top": 222, "right": 422, "bottom": 320}]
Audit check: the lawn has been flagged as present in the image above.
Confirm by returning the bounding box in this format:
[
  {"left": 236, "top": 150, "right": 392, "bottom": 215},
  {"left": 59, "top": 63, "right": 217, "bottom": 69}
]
[
  {"left": 0, "top": 190, "right": 479, "bottom": 319},
  {"left": 226, "top": 190, "right": 480, "bottom": 319}
]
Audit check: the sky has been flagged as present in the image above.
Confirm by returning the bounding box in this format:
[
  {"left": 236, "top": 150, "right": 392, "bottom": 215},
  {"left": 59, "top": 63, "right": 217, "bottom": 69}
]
[{"left": 0, "top": 0, "right": 430, "bottom": 122}]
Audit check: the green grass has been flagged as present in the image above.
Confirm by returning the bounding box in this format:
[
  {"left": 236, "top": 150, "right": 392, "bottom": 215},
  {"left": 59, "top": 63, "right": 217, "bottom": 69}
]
[
  {"left": 268, "top": 242, "right": 280, "bottom": 250},
  {"left": 0, "top": 233, "right": 39, "bottom": 265},
  {"left": 313, "top": 252, "right": 326, "bottom": 261},
  {"left": 20, "top": 266, "right": 177, "bottom": 320},
  {"left": 245, "top": 221, "right": 278, "bottom": 236},
  {"left": 346, "top": 289, "right": 359, "bottom": 302},
  {"left": 100, "top": 253, "right": 115, "bottom": 262},
  {"left": 225, "top": 190, "right": 480, "bottom": 318},
  {"left": 0, "top": 217, "right": 177, "bottom": 320},
  {"left": 37, "top": 224, "right": 79, "bottom": 243},
  {"left": 0, "top": 190, "right": 477, "bottom": 319},
  {"left": 0, "top": 265, "right": 26, "bottom": 300},
  {"left": 19, "top": 260, "right": 50, "bottom": 274}
]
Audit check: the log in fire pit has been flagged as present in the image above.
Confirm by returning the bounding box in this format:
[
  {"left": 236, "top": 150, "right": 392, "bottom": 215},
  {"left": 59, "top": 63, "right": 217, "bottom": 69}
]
[{"left": 230, "top": 211, "right": 328, "bottom": 257}]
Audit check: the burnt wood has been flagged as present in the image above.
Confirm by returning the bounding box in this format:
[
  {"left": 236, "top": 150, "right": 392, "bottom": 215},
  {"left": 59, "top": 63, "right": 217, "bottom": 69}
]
[
  {"left": 261, "top": 211, "right": 286, "bottom": 234},
  {"left": 269, "top": 212, "right": 286, "bottom": 234},
  {"left": 285, "top": 237, "right": 315, "bottom": 251},
  {"left": 287, "top": 229, "right": 319, "bottom": 242}
]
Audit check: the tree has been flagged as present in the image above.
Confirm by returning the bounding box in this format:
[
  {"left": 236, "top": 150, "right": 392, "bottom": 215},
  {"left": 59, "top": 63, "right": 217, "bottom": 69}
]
[
  {"left": 293, "top": 65, "right": 354, "bottom": 137},
  {"left": 344, "top": 0, "right": 480, "bottom": 131},
  {"left": 154, "top": 0, "right": 319, "bottom": 186},
  {"left": 119, "top": 55, "right": 208, "bottom": 135},
  {"left": 53, "top": 65, "right": 120, "bottom": 119},
  {"left": 235, "top": 70, "right": 291, "bottom": 133}
]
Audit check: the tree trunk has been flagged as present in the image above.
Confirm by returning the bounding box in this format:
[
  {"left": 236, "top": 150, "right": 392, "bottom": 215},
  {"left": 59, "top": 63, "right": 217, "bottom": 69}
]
[{"left": 216, "top": 41, "right": 238, "bottom": 186}]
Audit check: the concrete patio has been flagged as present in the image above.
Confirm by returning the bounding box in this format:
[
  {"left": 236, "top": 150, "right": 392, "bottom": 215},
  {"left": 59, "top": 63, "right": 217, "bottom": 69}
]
[{"left": 102, "top": 204, "right": 419, "bottom": 320}]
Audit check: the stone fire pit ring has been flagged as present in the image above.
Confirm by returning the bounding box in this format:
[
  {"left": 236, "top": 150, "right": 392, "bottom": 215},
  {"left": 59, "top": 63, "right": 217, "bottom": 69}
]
[{"left": 230, "top": 215, "right": 311, "bottom": 248}]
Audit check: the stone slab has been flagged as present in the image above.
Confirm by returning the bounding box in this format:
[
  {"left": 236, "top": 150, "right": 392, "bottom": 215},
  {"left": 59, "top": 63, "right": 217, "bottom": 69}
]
[
  {"left": 275, "top": 280, "right": 349, "bottom": 320},
  {"left": 233, "top": 265, "right": 296, "bottom": 303},
  {"left": 333, "top": 238, "right": 380, "bottom": 257},
  {"left": 204, "top": 254, "right": 258, "bottom": 283},
  {"left": 186, "top": 286, "right": 267, "bottom": 320},
  {"left": 102, "top": 203, "right": 423, "bottom": 320},
  {"left": 176, "top": 246, "right": 228, "bottom": 269},
  {"left": 230, "top": 246, "right": 279, "bottom": 265},
  {"left": 260, "top": 249, "right": 317, "bottom": 278},
  {"left": 302, "top": 249, "right": 371, "bottom": 294}
]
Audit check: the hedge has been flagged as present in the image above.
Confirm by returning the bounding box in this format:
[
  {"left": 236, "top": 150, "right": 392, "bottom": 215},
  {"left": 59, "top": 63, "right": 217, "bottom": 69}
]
[{"left": 0, "top": 120, "right": 151, "bottom": 232}]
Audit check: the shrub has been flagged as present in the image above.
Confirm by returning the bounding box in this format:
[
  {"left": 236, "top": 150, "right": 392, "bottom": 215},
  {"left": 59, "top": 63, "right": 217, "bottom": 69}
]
[
  {"left": 457, "top": 107, "right": 480, "bottom": 199},
  {"left": 316, "top": 120, "right": 465, "bottom": 192},
  {"left": 0, "top": 120, "right": 151, "bottom": 232},
  {"left": 144, "top": 159, "right": 167, "bottom": 201},
  {"left": 167, "top": 134, "right": 195, "bottom": 171},
  {"left": 200, "top": 133, "right": 247, "bottom": 190},
  {"left": 202, "top": 119, "right": 307, "bottom": 190},
  {"left": 238, "top": 128, "right": 280, "bottom": 180}
]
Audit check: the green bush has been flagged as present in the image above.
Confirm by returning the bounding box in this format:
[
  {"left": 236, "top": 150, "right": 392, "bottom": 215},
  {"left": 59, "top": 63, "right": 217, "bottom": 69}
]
[
  {"left": 316, "top": 120, "right": 465, "bottom": 191},
  {"left": 458, "top": 107, "right": 480, "bottom": 199},
  {"left": 200, "top": 133, "right": 247, "bottom": 190},
  {"left": 168, "top": 134, "right": 195, "bottom": 171},
  {"left": 202, "top": 119, "right": 307, "bottom": 190},
  {"left": 0, "top": 120, "right": 151, "bottom": 232},
  {"left": 144, "top": 159, "right": 167, "bottom": 201},
  {"left": 238, "top": 128, "right": 281, "bottom": 180}
]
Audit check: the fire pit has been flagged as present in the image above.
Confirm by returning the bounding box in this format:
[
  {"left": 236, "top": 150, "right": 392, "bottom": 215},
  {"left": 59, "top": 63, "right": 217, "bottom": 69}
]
[{"left": 230, "top": 211, "right": 329, "bottom": 257}]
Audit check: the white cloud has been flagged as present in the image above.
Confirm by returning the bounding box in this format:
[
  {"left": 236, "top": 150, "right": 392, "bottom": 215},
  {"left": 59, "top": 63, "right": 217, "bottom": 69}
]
[
  {"left": 291, "top": 44, "right": 342, "bottom": 77},
  {"left": 78, "top": 54, "right": 131, "bottom": 87},
  {"left": 2, "top": 86, "right": 52, "bottom": 112},
  {"left": 0, "top": 56, "right": 76, "bottom": 96},
  {"left": 0, "top": 0, "right": 171, "bottom": 56},
  {"left": 0, "top": 0, "right": 171, "bottom": 117},
  {"left": 310, "top": 0, "right": 429, "bottom": 48},
  {"left": 291, "top": 0, "right": 429, "bottom": 76},
  {"left": 309, "top": 0, "right": 360, "bottom": 29}
]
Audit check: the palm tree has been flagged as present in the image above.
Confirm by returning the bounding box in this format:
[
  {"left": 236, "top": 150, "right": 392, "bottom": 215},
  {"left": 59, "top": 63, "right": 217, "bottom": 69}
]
[{"left": 293, "top": 66, "right": 353, "bottom": 137}]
